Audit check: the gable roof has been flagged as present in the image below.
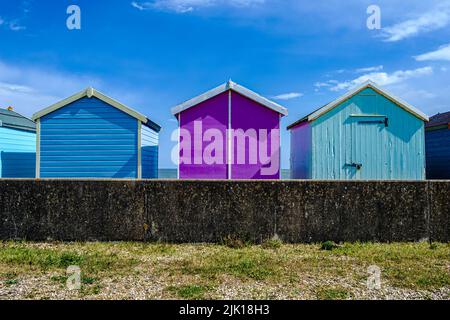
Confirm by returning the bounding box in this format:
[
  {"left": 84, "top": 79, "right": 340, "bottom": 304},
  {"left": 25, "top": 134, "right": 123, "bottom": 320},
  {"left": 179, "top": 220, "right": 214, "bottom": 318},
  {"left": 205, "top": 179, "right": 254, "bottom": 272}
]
[
  {"left": 171, "top": 80, "right": 288, "bottom": 116},
  {"left": 426, "top": 111, "right": 450, "bottom": 128},
  {"left": 32, "top": 87, "right": 161, "bottom": 132},
  {"left": 0, "top": 108, "right": 36, "bottom": 132},
  {"left": 287, "top": 81, "right": 429, "bottom": 130}
]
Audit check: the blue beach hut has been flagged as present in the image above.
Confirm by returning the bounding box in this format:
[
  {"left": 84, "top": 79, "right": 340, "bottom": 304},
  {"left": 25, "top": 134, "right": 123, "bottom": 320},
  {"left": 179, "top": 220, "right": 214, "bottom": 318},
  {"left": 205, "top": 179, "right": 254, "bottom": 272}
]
[
  {"left": 32, "top": 87, "right": 161, "bottom": 179},
  {"left": 287, "top": 81, "right": 429, "bottom": 180},
  {"left": 0, "top": 107, "right": 36, "bottom": 178},
  {"left": 425, "top": 111, "right": 450, "bottom": 179}
]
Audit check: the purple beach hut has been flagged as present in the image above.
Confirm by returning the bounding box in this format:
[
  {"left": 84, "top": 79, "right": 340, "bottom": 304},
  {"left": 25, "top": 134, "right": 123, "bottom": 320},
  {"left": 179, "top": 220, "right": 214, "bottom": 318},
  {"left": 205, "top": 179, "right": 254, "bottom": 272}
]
[{"left": 171, "top": 80, "right": 288, "bottom": 180}]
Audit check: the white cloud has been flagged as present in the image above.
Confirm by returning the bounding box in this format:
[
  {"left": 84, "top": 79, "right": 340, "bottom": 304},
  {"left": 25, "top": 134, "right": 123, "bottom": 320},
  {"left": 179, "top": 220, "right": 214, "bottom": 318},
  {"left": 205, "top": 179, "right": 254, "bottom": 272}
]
[
  {"left": 0, "top": 61, "right": 103, "bottom": 117},
  {"left": 317, "top": 67, "right": 434, "bottom": 92},
  {"left": 415, "top": 43, "right": 450, "bottom": 62},
  {"left": 382, "top": 3, "right": 450, "bottom": 42},
  {"left": 0, "top": 16, "right": 26, "bottom": 31},
  {"left": 131, "top": 1, "right": 145, "bottom": 11},
  {"left": 272, "top": 92, "right": 303, "bottom": 100},
  {"left": 131, "top": 0, "right": 264, "bottom": 13},
  {"left": 8, "top": 21, "right": 26, "bottom": 31},
  {"left": 314, "top": 82, "right": 331, "bottom": 88},
  {"left": 355, "top": 65, "right": 383, "bottom": 73}
]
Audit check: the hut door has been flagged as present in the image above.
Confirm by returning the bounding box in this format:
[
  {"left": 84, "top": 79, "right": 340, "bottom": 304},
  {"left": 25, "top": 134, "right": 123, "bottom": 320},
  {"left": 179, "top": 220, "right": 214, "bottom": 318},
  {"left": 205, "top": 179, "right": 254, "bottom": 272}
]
[{"left": 349, "top": 115, "right": 387, "bottom": 180}]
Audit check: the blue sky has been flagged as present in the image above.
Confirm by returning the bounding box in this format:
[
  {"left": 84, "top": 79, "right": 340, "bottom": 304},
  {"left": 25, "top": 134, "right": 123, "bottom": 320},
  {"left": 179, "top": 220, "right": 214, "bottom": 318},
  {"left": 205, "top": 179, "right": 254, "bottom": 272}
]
[{"left": 1, "top": 0, "right": 450, "bottom": 169}]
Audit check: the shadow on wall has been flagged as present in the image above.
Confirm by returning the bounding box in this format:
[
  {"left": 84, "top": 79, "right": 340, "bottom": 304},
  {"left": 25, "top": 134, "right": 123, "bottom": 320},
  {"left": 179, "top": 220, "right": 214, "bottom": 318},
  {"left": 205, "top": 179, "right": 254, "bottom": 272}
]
[
  {"left": 142, "top": 145, "right": 158, "bottom": 179},
  {"left": 112, "top": 155, "right": 138, "bottom": 179},
  {"left": 1, "top": 152, "right": 36, "bottom": 178}
]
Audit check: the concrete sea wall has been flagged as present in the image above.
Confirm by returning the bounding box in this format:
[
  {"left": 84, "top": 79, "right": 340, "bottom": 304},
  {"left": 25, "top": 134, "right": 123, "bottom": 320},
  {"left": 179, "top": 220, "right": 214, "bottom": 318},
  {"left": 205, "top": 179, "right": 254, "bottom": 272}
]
[{"left": 0, "top": 180, "right": 448, "bottom": 243}]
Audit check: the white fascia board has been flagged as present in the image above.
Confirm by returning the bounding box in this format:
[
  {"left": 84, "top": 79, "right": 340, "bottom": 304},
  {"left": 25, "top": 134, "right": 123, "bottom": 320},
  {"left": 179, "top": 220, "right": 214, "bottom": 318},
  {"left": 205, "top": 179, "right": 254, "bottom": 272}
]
[
  {"left": 308, "top": 81, "right": 429, "bottom": 122},
  {"left": 32, "top": 87, "right": 148, "bottom": 123},
  {"left": 368, "top": 82, "right": 429, "bottom": 122},
  {"left": 32, "top": 89, "right": 87, "bottom": 121},
  {"left": 171, "top": 81, "right": 288, "bottom": 116}
]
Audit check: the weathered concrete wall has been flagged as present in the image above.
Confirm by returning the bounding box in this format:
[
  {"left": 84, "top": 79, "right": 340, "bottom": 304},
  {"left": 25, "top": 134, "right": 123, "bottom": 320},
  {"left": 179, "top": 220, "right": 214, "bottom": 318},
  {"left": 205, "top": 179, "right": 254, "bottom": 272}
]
[{"left": 0, "top": 180, "right": 448, "bottom": 242}]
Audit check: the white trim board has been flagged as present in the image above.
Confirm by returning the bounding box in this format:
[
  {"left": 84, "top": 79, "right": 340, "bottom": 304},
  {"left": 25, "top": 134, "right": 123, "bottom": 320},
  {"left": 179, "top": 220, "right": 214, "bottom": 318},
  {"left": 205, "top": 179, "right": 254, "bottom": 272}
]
[
  {"left": 308, "top": 81, "right": 429, "bottom": 122},
  {"left": 32, "top": 87, "right": 149, "bottom": 124},
  {"left": 137, "top": 119, "right": 142, "bottom": 179},
  {"left": 35, "top": 118, "right": 40, "bottom": 178},
  {"left": 171, "top": 80, "right": 288, "bottom": 116}
]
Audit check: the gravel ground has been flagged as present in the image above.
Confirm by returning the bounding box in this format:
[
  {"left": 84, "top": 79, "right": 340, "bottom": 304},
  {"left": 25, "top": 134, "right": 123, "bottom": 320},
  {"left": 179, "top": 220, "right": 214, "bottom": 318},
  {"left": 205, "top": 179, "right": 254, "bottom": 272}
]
[
  {"left": 0, "top": 242, "right": 449, "bottom": 300},
  {"left": 1, "top": 272, "right": 448, "bottom": 300}
]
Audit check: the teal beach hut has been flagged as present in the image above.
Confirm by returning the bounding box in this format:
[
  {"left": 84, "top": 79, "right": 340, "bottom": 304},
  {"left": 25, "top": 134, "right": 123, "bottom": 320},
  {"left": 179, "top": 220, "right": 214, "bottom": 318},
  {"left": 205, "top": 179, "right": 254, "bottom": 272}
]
[
  {"left": 287, "top": 81, "right": 429, "bottom": 180},
  {"left": 32, "top": 88, "right": 161, "bottom": 179},
  {"left": 0, "top": 107, "right": 36, "bottom": 178}
]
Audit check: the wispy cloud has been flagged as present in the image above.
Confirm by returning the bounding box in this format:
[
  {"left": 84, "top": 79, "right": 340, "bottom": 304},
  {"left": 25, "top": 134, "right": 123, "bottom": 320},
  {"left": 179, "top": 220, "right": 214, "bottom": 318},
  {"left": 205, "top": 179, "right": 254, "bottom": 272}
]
[
  {"left": 355, "top": 65, "right": 383, "bottom": 73},
  {"left": 8, "top": 21, "right": 26, "bottom": 31},
  {"left": 316, "top": 67, "right": 433, "bottom": 92},
  {"left": 131, "top": 0, "right": 264, "bottom": 13},
  {"left": 382, "top": 2, "right": 450, "bottom": 42},
  {"left": 0, "top": 60, "right": 102, "bottom": 117},
  {"left": 272, "top": 92, "right": 303, "bottom": 100},
  {"left": 415, "top": 43, "right": 450, "bottom": 61},
  {"left": 0, "top": 16, "right": 26, "bottom": 31}
]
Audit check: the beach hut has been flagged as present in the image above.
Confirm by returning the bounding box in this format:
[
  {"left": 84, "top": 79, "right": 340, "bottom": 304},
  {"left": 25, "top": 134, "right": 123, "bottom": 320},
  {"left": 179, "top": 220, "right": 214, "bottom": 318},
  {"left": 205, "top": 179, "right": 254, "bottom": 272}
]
[
  {"left": 0, "top": 107, "right": 36, "bottom": 178},
  {"left": 32, "top": 87, "right": 161, "bottom": 179},
  {"left": 287, "top": 81, "right": 428, "bottom": 180},
  {"left": 171, "top": 80, "right": 288, "bottom": 179},
  {"left": 425, "top": 111, "right": 450, "bottom": 179}
]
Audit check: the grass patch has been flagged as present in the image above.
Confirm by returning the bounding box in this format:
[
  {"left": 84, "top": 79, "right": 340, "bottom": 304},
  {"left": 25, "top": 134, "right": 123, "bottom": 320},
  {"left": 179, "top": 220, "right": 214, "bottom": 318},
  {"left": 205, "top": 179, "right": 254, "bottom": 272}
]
[
  {"left": 329, "top": 242, "right": 450, "bottom": 290},
  {"left": 4, "top": 279, "right": 18, "bottom": 286},
  {"left": 320, "top": 241, "right": 339, "bottom": 251},
  {"left": 261, "top": 238, "right": 283, "bottom": 250},
  {"left": 0, "top": 242, "right": 137, "bottom": 274},
  {"left": 80, "top": 284, "right": 102, "bottom": 296},
  {"left": 50, "top": 274, "right": 96, "bottom": 285},
  {"left": 168, "top": 284, "right": 210, "bottom": 300},
  {"left": 223, "top": 236, "right": 247, "bottom": 249},
  {"left": 0, "top": 246, "right": 84, "bottom": 269},
  {"left": 317, "top": 286, "right": 352, "bottom": 300},
  {"left": 179, "top": 247, "right": 277, "bottom": 281}
]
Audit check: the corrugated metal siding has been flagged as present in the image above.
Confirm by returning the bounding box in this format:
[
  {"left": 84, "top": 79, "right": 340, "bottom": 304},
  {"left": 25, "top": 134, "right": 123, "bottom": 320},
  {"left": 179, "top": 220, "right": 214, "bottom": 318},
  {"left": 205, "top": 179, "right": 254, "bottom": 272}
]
[
  {"left": 290, "top": 122, "right": 312, "bottom": 179},
  {"left": 39, "top": 97, "right": 138, "bottom": 178},
  {"left": 311, "top": 88, "right": 425, "bottom": 180},
  {"left": 426, "top": 127, "right": 450, "bottom": 179},
  {"left": 0, "top": 127, "right": 36, "bottom": 178},
  {"left": 141, "top": 125, "right": 159, "bottom": 179}
]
